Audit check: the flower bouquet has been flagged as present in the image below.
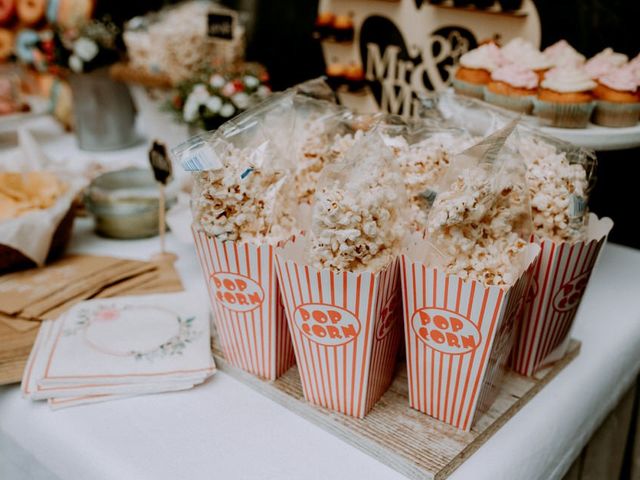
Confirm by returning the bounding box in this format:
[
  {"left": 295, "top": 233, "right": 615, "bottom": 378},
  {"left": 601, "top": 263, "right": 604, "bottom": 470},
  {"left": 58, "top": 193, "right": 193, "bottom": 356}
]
[{"left": 167, "top": 63, "right": 270, "bottom": 132}]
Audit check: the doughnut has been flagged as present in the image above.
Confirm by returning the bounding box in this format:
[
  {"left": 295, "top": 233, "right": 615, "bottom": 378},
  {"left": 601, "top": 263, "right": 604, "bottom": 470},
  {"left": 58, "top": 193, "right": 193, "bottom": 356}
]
[
  {"left": 0, "top": 0, "right": 16, "bottom": 26},
  {"left": 0, "top": 27, "right": 14, "bottom": 60},
  {"left": 16, "top": 0, "right": 46, "bottom": 26}
]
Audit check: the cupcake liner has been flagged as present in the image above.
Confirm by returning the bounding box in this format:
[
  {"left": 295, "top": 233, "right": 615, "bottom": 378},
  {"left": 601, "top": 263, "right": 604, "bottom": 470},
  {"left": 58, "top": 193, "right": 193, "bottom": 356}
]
[
  {"left": 592, "top": 100, "right": 640, "bottom": 128},
  {"left": 452, "top": 78, "right": 485, "bottom": 100},
  {"left": 532, "top": 98, "right": 595, "bottom": 128},
  {"left": 192, "top": 227, "right": 296, "bottom": 380},
  {"left": 483, "top": 88, "right": 535, "bottom": 114}
]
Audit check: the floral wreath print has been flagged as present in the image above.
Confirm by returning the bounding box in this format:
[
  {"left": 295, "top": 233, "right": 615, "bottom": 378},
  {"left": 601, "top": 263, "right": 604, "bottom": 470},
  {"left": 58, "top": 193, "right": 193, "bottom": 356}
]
[{"left": 63, "top": 304, "right": 201, "bottom": 361}]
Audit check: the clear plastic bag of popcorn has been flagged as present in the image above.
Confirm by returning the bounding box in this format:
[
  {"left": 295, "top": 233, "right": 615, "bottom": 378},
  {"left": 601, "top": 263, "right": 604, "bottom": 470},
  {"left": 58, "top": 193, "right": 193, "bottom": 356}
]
[
  {"left": 308, "top": 130, "right": 409, "bottom": 273},
  {"left": 418, "top": 92, "right": 597, "bottom": 244},
  {"left": 290, "top": 95, "right": 348, "bottom": 204},
  {"left": 511, "top": 127, "right": 596, "bottom": 243},
  {"left": 378, "top": 119, "right": 479, "bottom": 231},
  {"left": 175, "top": 92, "right": 298, "bottom": 244},
  {"left": 425, "top": 120, "right": 534, "bottom": 286}
]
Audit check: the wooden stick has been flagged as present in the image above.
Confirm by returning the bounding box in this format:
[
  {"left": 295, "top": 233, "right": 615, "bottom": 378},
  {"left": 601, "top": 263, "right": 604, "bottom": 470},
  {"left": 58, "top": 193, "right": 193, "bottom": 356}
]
[{"left": 159, "top": 183, "right": 166, "bottom": 254}]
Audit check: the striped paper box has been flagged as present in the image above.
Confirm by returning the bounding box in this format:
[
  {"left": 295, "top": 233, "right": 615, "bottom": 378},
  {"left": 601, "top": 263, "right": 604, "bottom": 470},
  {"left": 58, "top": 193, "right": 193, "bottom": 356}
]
[
  {"left": 400, "top": 240, "right": 540, "bottom": 431},
  {"left": 275, "top": 239, "right": 403, "bottom": 418},
  {"left": 511, "top": 214, "right": 613, "bottom": 376},
  {"left": 192, "top": 227, "right": 296, "bottom": 380}
]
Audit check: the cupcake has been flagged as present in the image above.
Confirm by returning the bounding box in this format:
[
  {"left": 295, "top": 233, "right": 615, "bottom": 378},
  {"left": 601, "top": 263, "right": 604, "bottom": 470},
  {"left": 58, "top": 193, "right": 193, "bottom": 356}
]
[
  {"left": 453, "top": 43, "right": 505, "bottom": 99},
  {"left": 333, "top": 14, "right": 354, "bottom": 43},
  {"left": 584, "top": 48, "right": 628, "bottom": 79},
  {"left": 501, "top": 38, "right": 554, "bottom": 79},
  {"left": 344, "top": 64, "right": 365, "bottom": 92},
  {"left": 484, "top": 64, "right": 538, "bottom": 113},
  {"left": 543, "top": 40, "right": 586, "bottom": 68},
  {"left": 592, "top": 66, "right": 640, "bottom": 127},
  {"left": 314, "top": 12, "right": 335, "bottom": 39},
  {"left": 326, "top": 62, "right": 346, "bottom": 90},
  {"left": 534, "top": 66, "right": 596, "bottom": 128}
]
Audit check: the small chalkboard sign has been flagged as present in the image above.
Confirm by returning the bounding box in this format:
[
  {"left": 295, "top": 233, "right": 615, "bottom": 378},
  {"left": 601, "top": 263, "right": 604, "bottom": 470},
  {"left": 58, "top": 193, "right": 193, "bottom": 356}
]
[{"left": 207, "top": 10, "right": 236, "bottom": 41}]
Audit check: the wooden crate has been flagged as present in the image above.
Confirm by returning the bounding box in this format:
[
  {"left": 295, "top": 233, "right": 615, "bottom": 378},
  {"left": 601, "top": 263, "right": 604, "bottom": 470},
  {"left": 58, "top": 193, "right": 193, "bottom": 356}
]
[{"left": 212, "top": 335, "right": 580, "bottom": 479}]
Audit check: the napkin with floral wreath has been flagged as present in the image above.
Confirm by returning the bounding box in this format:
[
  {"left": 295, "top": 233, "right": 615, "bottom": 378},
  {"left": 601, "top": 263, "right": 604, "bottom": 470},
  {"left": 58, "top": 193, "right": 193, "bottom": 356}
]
[{"left": 21, "top": 292, "right": 215, "bottom": 408}]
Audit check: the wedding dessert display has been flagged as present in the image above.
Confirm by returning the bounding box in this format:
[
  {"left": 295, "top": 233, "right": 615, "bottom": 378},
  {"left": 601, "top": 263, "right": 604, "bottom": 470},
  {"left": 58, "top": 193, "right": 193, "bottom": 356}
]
[
  {"left": 453, "top": 37, "right": 640, "bottom": 128},
  {"left": 2, "top": 1, "right": 639, "bottom": 478}
]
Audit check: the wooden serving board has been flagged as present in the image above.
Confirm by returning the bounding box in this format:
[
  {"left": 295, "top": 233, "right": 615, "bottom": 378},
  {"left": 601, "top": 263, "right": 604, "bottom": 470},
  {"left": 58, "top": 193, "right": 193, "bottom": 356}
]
[{"left": 212, "top": 336, "right": 580, "bottom": 480}]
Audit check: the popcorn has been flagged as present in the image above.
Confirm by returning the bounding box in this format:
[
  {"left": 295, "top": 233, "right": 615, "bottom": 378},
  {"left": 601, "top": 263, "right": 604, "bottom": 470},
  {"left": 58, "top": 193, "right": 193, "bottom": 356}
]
[
  {"left": 517, "top": 136, "right": 589, "bottom": 242},
  {"left": 384, "top": 131, "right": 478, "bottom": 229},
  {"left": 426, "top": 124, "right": 532, "bottom": 287},
  {"left": 294, "top": 121, "right": 364, "bottom": 204},
  {"left": 308, "top": 133, "right": 406, "bottom": 272},
  {"left": 191, "top": 141, "right": 295, "bottom": 243}
]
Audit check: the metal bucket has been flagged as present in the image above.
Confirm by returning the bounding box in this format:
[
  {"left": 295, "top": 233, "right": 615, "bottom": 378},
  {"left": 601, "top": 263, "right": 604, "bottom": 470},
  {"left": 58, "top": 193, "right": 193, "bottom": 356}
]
[{"left": 69, "top": 69, "right": 138, "bottom": 151}]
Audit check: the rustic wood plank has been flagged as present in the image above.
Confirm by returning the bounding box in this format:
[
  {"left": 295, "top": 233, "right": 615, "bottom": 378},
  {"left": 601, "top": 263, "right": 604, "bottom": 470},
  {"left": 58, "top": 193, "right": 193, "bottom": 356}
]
[{"left": 212, "top": 332, "right": 580, "bottom": 480}]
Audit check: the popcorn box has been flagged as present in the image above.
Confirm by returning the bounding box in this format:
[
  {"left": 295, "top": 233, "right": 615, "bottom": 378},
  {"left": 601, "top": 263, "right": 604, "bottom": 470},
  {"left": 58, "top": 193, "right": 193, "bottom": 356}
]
[
  {"left": 510, "top": 214, "right": 614, "bottom": 376},
  {"left": 400, "top": 241, "right": 540, "bottom": 431},
  {"left": 275, "top": 239, "right": 403, "bottom": 418},
  {"left": 192, "top": 227, "right": 296, "bottom": 380}
]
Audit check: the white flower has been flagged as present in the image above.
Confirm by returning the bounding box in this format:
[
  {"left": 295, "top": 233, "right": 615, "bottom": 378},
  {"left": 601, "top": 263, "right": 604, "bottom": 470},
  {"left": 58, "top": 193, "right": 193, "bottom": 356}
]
[
  {"left": 191, "top": 83, "right": 210, "bottom": 99},
  {"left": 69, "top": 55, "right": 83, "bottom": 73},
  {"left": 222, "top": 82, "right": 235, "bottom": 97},
  {"left": 210, "top": 74, "right": 225, "bottom": 88},
  {"left": 220, "top": 103, "right": 235, "bottom": 118},
  {"left": 231, "top": 92, "right": 249, "bottom": 109},
  {"left": 205, "top": 96, "right": 222, "bottom": 113},
  {"left": 73, "top": 37, "right": 99, "bottom": 62},
  {"left": 257, "top": 85, "right": 270, "bottom": 98},
  {"left": 243, "top": 75, "right": 259, "bottom": 89},
  {"left": 183, "top": 92, "right": 204, "bottom": 122}
]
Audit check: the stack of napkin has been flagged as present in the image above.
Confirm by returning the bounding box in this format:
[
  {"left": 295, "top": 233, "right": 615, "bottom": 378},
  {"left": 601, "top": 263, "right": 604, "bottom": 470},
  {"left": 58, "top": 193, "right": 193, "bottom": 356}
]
[{"left": 21, "top": 292, "right": 215, "bottom": 408}]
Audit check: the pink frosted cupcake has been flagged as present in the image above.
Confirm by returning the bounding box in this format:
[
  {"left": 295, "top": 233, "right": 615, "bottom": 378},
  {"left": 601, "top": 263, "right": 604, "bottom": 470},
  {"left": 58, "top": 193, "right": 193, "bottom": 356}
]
[
  {"left": 543, "top": 40, "right": 586, "bottom": 68},
  {"left": 501, "top": 38, "right": 554, "bottom": 79},
  {"left": 484, "top": 64, "right": 539, "bottom": 113},
  {"left": 592, "top": 66, "right": 640, "bottom": 127},
  {"left": 584, "top": 48, "right": 629, "bottom": 79}
]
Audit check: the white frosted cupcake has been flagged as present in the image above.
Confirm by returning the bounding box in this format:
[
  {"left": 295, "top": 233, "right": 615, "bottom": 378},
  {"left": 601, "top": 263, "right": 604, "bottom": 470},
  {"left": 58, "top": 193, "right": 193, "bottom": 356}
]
[
  {"left": 534, "top": 66, "right": 596, "bottom": 128},
  {"left": 453, "top": 43, "right": 506, "bottom": 99},
  {"left": 543, "top": 40, "right": 586, "bottom": 68}
]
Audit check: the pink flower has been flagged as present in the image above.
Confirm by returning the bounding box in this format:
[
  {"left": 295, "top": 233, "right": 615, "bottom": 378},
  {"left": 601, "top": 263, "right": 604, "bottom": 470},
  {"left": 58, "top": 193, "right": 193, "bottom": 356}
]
[
  {"left": 221, "top": 82, "right": 236, "bottom": 97},
  {"left": 95, "top": 308, "right": 119, "bottom": 321}
]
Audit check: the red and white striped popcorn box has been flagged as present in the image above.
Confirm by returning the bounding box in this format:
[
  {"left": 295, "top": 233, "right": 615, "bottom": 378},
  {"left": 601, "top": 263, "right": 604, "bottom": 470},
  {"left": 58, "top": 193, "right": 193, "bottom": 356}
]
[
  {"left": 192, "top": 227, "right": 296, "bottom": 380},
  {"left": 275, "top": 238, "right": 403, "bottom": 418},
  {"left": 400, "top": 238, "right": 540, "bottom": 431},
  {"left": 510, "top": 214, "right": 614, "bottom": 376}
]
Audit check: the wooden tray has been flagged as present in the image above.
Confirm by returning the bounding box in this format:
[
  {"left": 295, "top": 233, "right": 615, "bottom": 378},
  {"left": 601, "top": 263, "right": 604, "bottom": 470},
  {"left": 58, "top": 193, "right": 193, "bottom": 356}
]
[{"left": 212, "top": 336, "right": 580, "bottom": 479}]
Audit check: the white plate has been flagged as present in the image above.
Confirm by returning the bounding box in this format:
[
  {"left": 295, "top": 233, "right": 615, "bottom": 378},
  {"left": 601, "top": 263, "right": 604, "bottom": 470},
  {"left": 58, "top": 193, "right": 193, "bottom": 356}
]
[{"left": 539, "top": 123, "right": 640, "bottom": 151}]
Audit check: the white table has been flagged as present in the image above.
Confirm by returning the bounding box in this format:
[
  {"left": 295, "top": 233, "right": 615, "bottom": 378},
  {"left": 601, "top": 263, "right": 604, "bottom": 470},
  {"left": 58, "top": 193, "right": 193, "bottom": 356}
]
[
  {"left": 1, "top": 221, "right": 639, "bottom": 480},
  {"left": 2, "top": 119, "right": 640, "bottom": 480}
]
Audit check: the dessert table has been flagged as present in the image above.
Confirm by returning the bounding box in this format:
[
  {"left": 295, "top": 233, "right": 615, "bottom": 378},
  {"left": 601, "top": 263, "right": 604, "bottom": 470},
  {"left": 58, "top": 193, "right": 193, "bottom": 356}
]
[{"left": 1, "top": 118, "right": 640, "bottom": 480}]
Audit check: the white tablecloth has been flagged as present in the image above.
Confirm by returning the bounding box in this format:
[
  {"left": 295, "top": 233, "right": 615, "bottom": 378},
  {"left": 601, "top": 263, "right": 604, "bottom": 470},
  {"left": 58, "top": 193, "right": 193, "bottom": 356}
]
[{"left": 1, "top": 118, "right": 640, "bottom": 480}]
